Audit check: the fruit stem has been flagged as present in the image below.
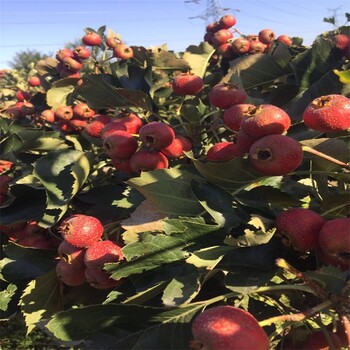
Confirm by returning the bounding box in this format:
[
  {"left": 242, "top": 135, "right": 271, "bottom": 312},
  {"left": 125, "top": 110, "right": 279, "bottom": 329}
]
[
  {"left": 275, "top": 258, "right": 329, "bottom": 299},
  {"left": 302, "top": 146, "right": 350, "bottom": 170},
  {"left": 258, "top": 299, "right": 333, "bottom": 327}
]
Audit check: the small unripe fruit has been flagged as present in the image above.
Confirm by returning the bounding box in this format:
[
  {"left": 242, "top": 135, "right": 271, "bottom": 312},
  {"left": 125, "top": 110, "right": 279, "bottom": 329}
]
[
  {"left": 191, "top": 305, "right": 269, "bottom": 350},
  {"left": 249, "top": 134, "right": 303, "bottom": 175}
]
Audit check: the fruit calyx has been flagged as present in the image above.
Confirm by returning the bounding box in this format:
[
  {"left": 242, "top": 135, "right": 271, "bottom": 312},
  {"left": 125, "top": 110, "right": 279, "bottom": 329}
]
[
  {"left": 252, "top": 148, "right": 272, "bottom": 161},
  {"left": 311, "top": 95, "right": 333, "bottom": 108}
]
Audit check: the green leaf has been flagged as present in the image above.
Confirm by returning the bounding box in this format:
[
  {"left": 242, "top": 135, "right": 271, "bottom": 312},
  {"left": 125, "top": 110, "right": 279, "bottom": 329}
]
[
  {"left": 161, "top": 266, "right": 201, "bottom": 306},
  {"left": 33, "top": 149, "right": 92, "bottom": 227},
  {"left": 19, "top": 269, "right": 62, "bottom": 334},
  {"left": 127, "top": 168, "right": 204, "bottom": 216},
  {"left": 151, "top": 48, "right": 191, "bottom": 71},
  {"left": 0, "top": 283, "right": 17, "bottom": 311},
  {"left": 191, "top": 179, "right": 241, "bottom": 229},
  {"left": 46, "top": 78, "right": 79, "bottom": 108},
  {"left": 106, "top": 232, "right": 189, "bottom": 280},
  {"left": 186, "top": 152, "right": 260, "bottom": 192},
  {"left": 186, "top": 245, "right": 233, "bottom": 269}
]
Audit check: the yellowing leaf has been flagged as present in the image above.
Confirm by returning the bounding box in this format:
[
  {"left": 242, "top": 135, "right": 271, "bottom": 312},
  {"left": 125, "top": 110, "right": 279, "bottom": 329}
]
[{"left": 333, "top": 69, "right": 350, "bottom": 84}]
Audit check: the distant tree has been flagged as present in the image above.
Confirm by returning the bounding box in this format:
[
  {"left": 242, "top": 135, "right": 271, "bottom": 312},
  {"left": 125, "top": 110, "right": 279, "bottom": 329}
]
[{"left": 9, "top": 49, "right": 51, "bottom": 71}]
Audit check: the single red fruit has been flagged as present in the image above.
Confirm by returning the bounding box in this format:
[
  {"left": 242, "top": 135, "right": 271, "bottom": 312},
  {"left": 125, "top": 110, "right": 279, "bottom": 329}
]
[
  {"left": 84, "top": 114, "right": 111, "bottom": 138},
  {"left": 302, "top": 330, "right": 342, "bottom": 350},
  {"left": 27, "top": 76, "right": 41, "bottom": 87},
  {"left": 111, "top": 157, "right": 134, "bottom": 174},
  {"left": 19, "top": 102, "right": 35, "bottom": 116},
  {"left": 216, "top": 43, "right": 236, "bottom": 59},
  {"left": 208, "top": 83, "right": 248, "bottom": 109},
  {"left": 0, "top": 160, "right": 13, "bottom": 174},
  {"left": 103, "top": 130, "right": 138, "bottom": 159},
  {"left": 241, "top": 104, "right": 291, "bottom": 139},
  {"left": 38, "top": 109, "right": 55, "bottom": 123},
  {"left": 84, "top": 240, "right": 124, "bottom": 270},
  {"left": 332, "top": 34, "right": 350, "bottom": 53},
  {"left": 275, "top": 208, "right": 326, "bottom": 251},
  {"left": 235, "top": 129, "right": 258, "bottom": 154},
  {"left": 139, "top": 121, "right": 175, "bottom": 150},
  {"left": 277, "top": 34, "right": 292, "bottom": 46},
  {"left": 223, "top": 103, "right": 255, "bottom": 131},
  {"left": 206, "top": 142, "right": 242, "bottom": 162},
  {"left": 62, "top": 56, "right": 83, "bottom": 71},
  {"left": 113, "top": 44, "right": 134, "bottom": 59},
  {"left": 160, "top": 135, "right": 193, "bottom": 159},
  {"left": 191, "top": 305, "right": 270, "bottom": 350},
  {"left": 82, "top": 32, "right": 102, "bottom": 46},
  {"left": 231, "top": 38, "right": 251, "bottom": 55},
  {"left": 219, "top": 14, "right": 236, "bottom": 29},
  {"left": 58, "top": 240, "right": 86, "bottom": 268},
  {"left": 56, "top": 259, "right": 86, "bottom": 286},
  {"left": 15, "top": 90, "right": 31, "bottom": 102},
  {"left": 106, "top": 36, "right": 123, "bottom": 48},
  {"left": 73, "top": 45, "right": 91, "bottom": 60},
  {"left": 114, "top": 111, "right": 143, "bottom": 134},
  {"left": 55, "top": 106, "right": 74, "bottom": 121},
  {"left": 249, "top": 40, "right": 268, "bottom": 54},
  {"left": 59, "top": 69, "right": 81, "bottom": 79},
  {"left": 258, "top": 29, "right": 275, "bottom": 45},
  {"left": 206, "top": 21, "right": 222, "bottom": 33},
  {"left": 101, "top": 120, "right": 127, "bottom": 139},
  {"left": 172, "top": 73, "right": 204, "bottom": 96},
  {"left": 56, "top": 48, "right": 74, "bottom": 62},
  {"left": 0, "top": 175, "right": 11, "bottom": 195},
  {"left": 69, "top": 117, "right": 88, "bottom": 131},
  {"left": 73, "top": 103, "right": 95, "bottom": 119},
  {"left": 249, "top": 134, "right": 303, "bottom": 175},
  {"left": 211, "top": 29, "right": 234, "bottom": 47},
  {"left": 318, "top": 218, "right": 350, "bottom": 270},
  {"left": 302, "top": 94, "right": 350, "bottom": 133},
  {"left": 58, "top": 214, "right": 104, "bottom": 248},
  {"left": 130, "top": 149, "right": 169, "bottom": 173}
]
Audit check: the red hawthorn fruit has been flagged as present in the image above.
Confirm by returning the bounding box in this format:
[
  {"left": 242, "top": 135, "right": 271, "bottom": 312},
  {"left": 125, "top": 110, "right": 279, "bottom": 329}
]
[
  {"left": 231, "top": 38, "right": 251, "bottom": 55},
  {"left": 318, "top": 217, "right": 350, "bottom": 270},
  {"left": 172, "top": 72, "right": 204, "bottom": 96},
  {"left": 130, "top": 149, "right": 169, "bottom": 173},
  {"left": 101, "top": 120, "right": 127, "bottom": 139},
  {"left": 84, "top": 240, "right": 124, "bottom": 270},
  {"left": 206, "top": 21, "right": 222, "bottom": 33},
  {"left": 56, "top": 48, "right": 74, "bottom": 62},
  {"left": 211, "top": 29, "right": 234, "bottom": 47},
  {"left": 219, "top": 14, "right": 236, "bottom": 29},
  {"left": 204, "top": 31, "right": 214, "bottom": 44},
  {"left": 206, "top": 142, "right": 242, "bottom": 162},
  {"left": 15, "top": 90, "right": 31, "bottom": 102},
  {"left": 258, "top": 29, "right": 275, "bottom": 45},
  {"left": 111, "top": 157, "right": 134, "bottom": 174},
  {"left": 241, "top": 104, "right": 291, "bottom": 139},
  {"left": 302, "top": 94, "right": 350, "bottom": 133},
  {"left": 85, "top": 267, "right": 121, "bottom": 289},
  {"left": 84, "top": 114, "right": 111, "bottom": 138},
  {"left": 103, "top": 130, "right": 138, "bottom": 159},
  {"left": 191, "top": 305, "right": 270, "bottom": 350},
  {"left": 113, "top": 44, "right": 134, "bottom": 59},
  {"left": 114, "top": 111, "right": 143, "bottom": 134},
  {"left": 249, "top": 134, "right": 303, "bottom": 175},
  {"left": 55, "top": 106, "right": 74, "bottom": 121},
  {"left": 62, "top": 56, "right": 83, "bottom": 71},
  {"left": 0, "top": 175, "right": 11, "bottom": 195},
  {"left": 139, "top": 121, "right": 175, "bottom": 150},
  {"left": 82, "top": 32, "right": 102, "bottom": 46},
  {"left": 27, "top": 76, "right": 41, "bottom": 87},
  {"left": 59, "top": 68, "right": 82, "bottom": 79},
  {"left": 73, "top": 45, "right": 91, "bottom": 60},
  {"left": 58, "top": 214, "right": 104, "bottom": 248},
  {"left": 249, "top": 40, "right": 268, "bottom": 54},
  {"left": 56, "top": 259, "right": 86, "bottom": 287},
  {"left": 223, "top": 103, "right": 255, "bottom": 131},
  {"left": 235, "top": 129, "right": 258, "bottom": 154},
  {"left": 216, "top": 43, "right": 236, "bottom": 59},
  {"left": 19, "top": 102, "right": 35, "bottom": 116},
  {"left": 69, "top": 117, "right": 88, "bottom": 131},
  {"left": 57, "top": 120, "right": 74, "bottom": 134},
  {"left": 332, "top": 34, "right": 350, "bottom": 54},
  {"left": 38, "top": 109, "right": 55, "bottom": 123},
  {"left": 208, "top": 83, "right": 248, "bottom": 109},
  {"left": 246, "top": 34, "right": 259, "bottom": 42},
  {"left": 301, "top": 330, "right": 342, "bottom": 350},
  {"left": 277, "top": 34, "right": 293, "bottom": 46},
  {"left": 160, "top": 135, "right": 193, "bottom": 159},
  {"left": 58, "top": 240, "right": 86, "bottom": 268},
  {"left": 106, "top": 36, "right": 123, "bottom": 48},
  {"left": 275, "top": 208, "right": 326, "bottom": 251},
  {"left": 0, "top": 160, "right": 13, "bottom": 174},
  {"left": 73, "top": 103, "right": 95, "bottom": 119}
]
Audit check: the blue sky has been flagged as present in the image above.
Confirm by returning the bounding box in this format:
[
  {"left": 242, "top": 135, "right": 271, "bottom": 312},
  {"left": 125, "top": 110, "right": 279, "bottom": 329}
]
[{"left": 1, "top": 0, "right": 349, "bottom": 69}]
